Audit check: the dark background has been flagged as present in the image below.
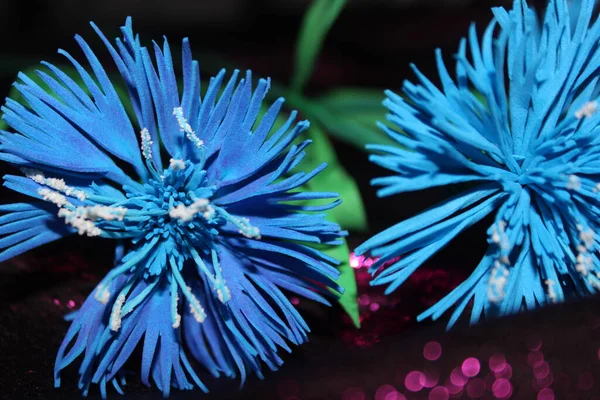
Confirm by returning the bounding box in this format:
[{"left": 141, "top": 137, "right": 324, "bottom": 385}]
[{"left": 3, "top": 0, "right": 600, "bottom": 399}]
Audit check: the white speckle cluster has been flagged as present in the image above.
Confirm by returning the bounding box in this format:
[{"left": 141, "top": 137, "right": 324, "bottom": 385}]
[
  {"left": 58, "top": 209, "right": 102, "bottom": 237},
  {"left": 169, "top": 158, "right": 186, "bottom": 171},
  {"left": 488, "top": 261, "right": 510, "bottom": 303},
  {"left": 566, "top": 174, "right": 582, "bottom": 191},
  {"left": 575, "top": 100, "right": 598, "bottom": 119},
  {"left": 140, "top": 128, "right": 153, "bottom": 160},
  {"left": 78, "top": 205, "right": 127, "bottom": 221},
  {"left": 235, "top": 217, "right": 261, "bottom": 239},
  {"left": 576, "top": 224, "right": 595, "bottom": 276},
  {"left": 172, "top": 313, "right": 182, "bottom": 329},
  {"left": 172, "top": 293, "right": 181, "bottom": 329},
  {"left": 216, "top": 278, "right": 231, "bottom": 304},
  {"left": 95, "top": 284, "right": 111, "bottom": 304},
  {"left": 24, "top": 168, "right": 87, "bottom": 201},
  {"left": 490, "top": 220, "right": 509, "bottom": 250},
  {"left": 38, "top": 188, "right": 70, "bottom": 207},
  {"left": 173, "top": 107, "right": 204, "bottom": 148},
  {"left": 488, "top": 220, "right": 510, "bottom": 303},
  {"left": 169, "top": 198, "right": 214, "bottom": 223},
  {"left": 109, "top": 294, "right": 126, "bottom": 332},
  {"left": 545, "top": 279, "right": 557, "bottom": 303},
  {"left": 186, "top": 286, "right": 206, "bottom": 323}
]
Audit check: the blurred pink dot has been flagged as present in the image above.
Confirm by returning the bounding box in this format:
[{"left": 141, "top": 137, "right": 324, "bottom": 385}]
[
  {"left": 489, "top": 354, "right": 506, "bottom": 372},
  {"left": 450, "top": 368, "right": 468, "bottom": 387},
  {"left": 429, "top": 386, "right": 450, "bottom": 400},
  {"left": 420, "top": 367, "right": 440, "bottom": 388},
  {"left": 598, "top": 348, "right": 600, "bottom": 360},
  {"left": 492, "top": 378, "right": 512, "bottom": 399},
  {"left": 533, "top": 373, "right": 554, "bottom": 391},
  {"left": 445, "top": 378, "right": 463, "bottom": 395},
  {"left": 466, "top": 378, "right": 485, "bottom": 398},
  {"left": 405, "top": 371, "right": 425, "bottom": 392},
  {"left": 527, "top": 351, "right": 544, "bottom": 368},
  {"left": 537, "top": 388, "right": 555, "bottom": 400},
  {"left": 578, "top": 372, "right": 594, "bottom": 390},
  {"left": 358, "top": 295, "right": 371, "bottom": 306},
  {"left": 375, "top": 384, "right": 398, "bottom": 400},
  {"left": 370, "top": 303, "right": 380, "bottom": 312},
  {"left": 462, "top": 358, "right": 481, "bottom": 378},
  {"left": 67, "top": 300, "right": 76, "bottom": 309},
  {"left": 342, "top": 387, "right": 366, "bottom": 400},
  {"left": 349, "top": 253, "right": 362, "bottom": 268},
  {"left": 424, "top": 341, "right": 443, "bottom": 361},
  {"left": 53, "top": 299, "right": 60, "bottom": 306},
  {"left": 494, "top": 364, "right": 513, "bottom": 380},
  {"left": 290, "top": 297, "right": 300, "bottom": 306},
  {"left": 533, "top": 362, "right": 550, "bottom": 379},
  {"left": 384, "top": 392, "right": 406, "bottom": 400},
  {"left": 527, "top": 337, "right": 542, "bottom": 351}
]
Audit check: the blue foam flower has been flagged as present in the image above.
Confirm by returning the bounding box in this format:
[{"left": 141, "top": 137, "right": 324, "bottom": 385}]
[
  {"left": 357, "top": 0, "right": 600, "bottom": 328},
  {"left": 0, "top": 18, "right": 346, "bottom": 397}
]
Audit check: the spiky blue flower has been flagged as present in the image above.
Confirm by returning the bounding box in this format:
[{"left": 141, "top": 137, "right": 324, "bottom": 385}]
[
  {"left": 357, "top": 0, "right": 600, "bottom": 328},
  {"left": 0, "top": 18, "right": 346, "bottom": 397}
]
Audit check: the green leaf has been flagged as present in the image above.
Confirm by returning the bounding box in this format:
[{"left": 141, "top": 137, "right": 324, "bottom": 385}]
[
  {"left": 291, "top": 0, "right": 347, "bottom": 93},
  {"left": 254, "top": 105, "right": 360, "bottom": 325},
  {"left": 301, "top": 124, "right": 368, "bottom": 232},
  {"left": 311, "top": 88, "right": 397, "bottom": 150},
  {"left": 324, "top": 236, "right": 360, "bottom": 328}
]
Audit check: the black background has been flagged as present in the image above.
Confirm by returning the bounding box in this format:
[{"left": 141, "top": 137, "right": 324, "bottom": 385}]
[{"left": 3, "top": 0, "right": 600, "bottom": 399}]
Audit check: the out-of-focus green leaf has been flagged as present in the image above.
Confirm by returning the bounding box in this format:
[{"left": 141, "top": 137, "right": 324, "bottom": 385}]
[
  {"left": 311, "top": 88, "right": 397, "bottom": 150},
  {"left": 291, "top": 0, "right": 347, "bottom": 93},
  {"left": 301, "top": 124, "right": 368, "bottom": 232},
  {"left": 257, "top": 106, "right": 360, "bottom": 327},
  {"left": 322, "top": 236, "right": 360, "bottom": 328}
]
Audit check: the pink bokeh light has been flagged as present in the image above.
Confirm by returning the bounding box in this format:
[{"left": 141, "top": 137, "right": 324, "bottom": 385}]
[
  {"left": 494, "top": 363, "right": 513, "bottom": 380},
  {"left": 450, "top": 367, "right": 468, "bottom": 387},
  {"left": 537, "top": 388, "right": 555, "bottom": 400},
  {"left": 424, "top": 341, "right": 443, "bottom": 361},
  {"left": 527, "top": 338, "right": 543, "bottom": 352},
  {"left": 429, "top": 386, "right": 450, "bottom": 400},
  {"left": 466, "top": 378, "right": 485, "bottom": 398},
  {"left": 342, "top": 387, "right": 366, "bottom": 400},
  {"left": 533, "top": 361, "right": 550, "bottom": 379},
  {"left": 527, "top": 351, "right": 544, "bottom": 368},
  {"left": 462, "top": 358, "right": 481, "bottom": 378},
  {"left": 533, "top": 373, "right": 554, "bottom": 391},
  {"left": 405, "top": 371, "right": 425, "bottom": 392},
  {"left": 489, "top": 353, "right": 506, "bottom": 372},
  {"left": 385, "top": 392, "right": 406, "bottom": 400},
  {"left": 420, "top": 367, "right": 440, "bottom": 388},
  {"left": 374, "top": 384, "right": 399, "bottom": 400},
  {"left": 491, "top": 378, "right": 512, "bottom": 399},
  {"left": 578, "top": 371, "right": 594, "bottom": 390},
  {"left": 445, "top": 378, "right": 463, "bottom": 395}
]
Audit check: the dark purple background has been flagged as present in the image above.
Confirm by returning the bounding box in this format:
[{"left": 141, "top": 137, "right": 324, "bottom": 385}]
[{"left": 2, "top": 1, "right": 599, "bottom": 399}]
